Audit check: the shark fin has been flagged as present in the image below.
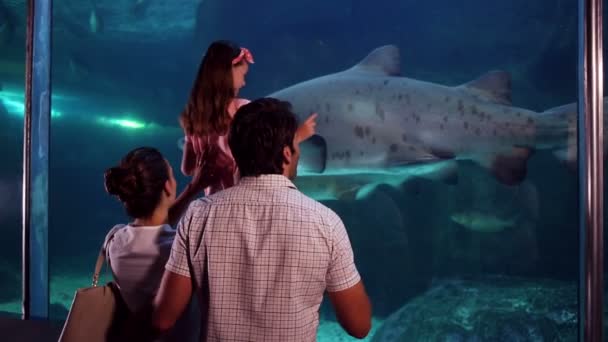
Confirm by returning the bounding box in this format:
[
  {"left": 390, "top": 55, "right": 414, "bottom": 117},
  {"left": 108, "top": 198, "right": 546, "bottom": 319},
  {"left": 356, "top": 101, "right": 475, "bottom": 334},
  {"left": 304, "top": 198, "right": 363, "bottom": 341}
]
[
  {"left": 336, "top": 186, "right": 363, "bottom": 201},
  {"left": 428, "top": 147, "right": 456, "bottom": 160},
  {"left": 354, "top": 182, "right": 393, "bottom": 200},
  {"left": 552, "top": 147, "right": 577, "bottom": 171},
  {"left": 298, "top": 134, "right": 327, "bottom": 173},
  {"left": 401, "top": 158, "right": 459, "bottom": 186},
  {"left": 461, "top": 70, "right": 512, "bottom": 105},
  {"left": 477, "top": 146, "right": 534, "bottom": 186},
  {"left": 385, "top": 144, "right": 455, "bottom": 168},
  {"left": 427, "top": 159, "right": 459, "bottom": 185},
  {"left": 349, "top": 45, "right": 401, "bottom": 76}
]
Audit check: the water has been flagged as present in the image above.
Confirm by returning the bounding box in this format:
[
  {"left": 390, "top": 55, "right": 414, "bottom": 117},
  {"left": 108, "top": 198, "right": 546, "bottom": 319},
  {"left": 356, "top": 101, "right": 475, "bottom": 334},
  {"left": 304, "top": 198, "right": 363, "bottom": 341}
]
[{"left": 0, "top": 0, "right": 599, "bottom": 340}]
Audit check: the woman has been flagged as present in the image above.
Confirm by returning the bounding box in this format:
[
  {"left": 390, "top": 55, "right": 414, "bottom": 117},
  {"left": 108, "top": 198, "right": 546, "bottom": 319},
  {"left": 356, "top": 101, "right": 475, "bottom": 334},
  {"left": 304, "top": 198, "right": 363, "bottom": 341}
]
[
  {"left": 179, "top": 40, "right": 316, "bottom": 195},
  {"left": 103, "top": 147, "right": 217, "bottom": 341}
]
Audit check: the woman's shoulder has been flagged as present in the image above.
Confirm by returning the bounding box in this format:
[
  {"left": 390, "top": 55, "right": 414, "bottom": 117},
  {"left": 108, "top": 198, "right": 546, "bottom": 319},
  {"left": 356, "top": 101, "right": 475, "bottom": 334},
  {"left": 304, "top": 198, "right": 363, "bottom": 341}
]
[
  {"left": 105, "top": 223, "right": 127, "bottom": 237},
  {"left": 105, "top": 224, "right": 175, "bottom": 251},
  {"left": 104, "top": 224, "right": 127, "bottom": 245}
]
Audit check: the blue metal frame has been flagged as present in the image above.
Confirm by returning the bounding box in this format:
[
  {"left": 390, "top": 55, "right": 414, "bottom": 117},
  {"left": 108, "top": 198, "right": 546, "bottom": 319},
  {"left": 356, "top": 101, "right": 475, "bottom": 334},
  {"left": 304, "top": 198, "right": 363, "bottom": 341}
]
[
  {"left": 578, "top": 0, "right": 604, "bottom": 340},
  {"left": 22, "top": 0, "right": 52, "bottom": 320}
]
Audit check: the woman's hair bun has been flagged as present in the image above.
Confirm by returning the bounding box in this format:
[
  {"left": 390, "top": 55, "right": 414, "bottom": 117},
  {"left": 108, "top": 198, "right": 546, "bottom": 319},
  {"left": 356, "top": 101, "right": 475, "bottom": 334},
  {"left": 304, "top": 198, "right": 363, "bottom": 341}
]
[{"left": 104, "top": 166, "right": 139, "bottom": 200}]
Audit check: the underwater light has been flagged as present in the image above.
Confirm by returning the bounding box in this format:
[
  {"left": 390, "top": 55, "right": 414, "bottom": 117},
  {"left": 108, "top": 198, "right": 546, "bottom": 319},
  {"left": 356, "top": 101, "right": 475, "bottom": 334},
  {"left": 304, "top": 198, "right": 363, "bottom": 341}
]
[
  {"left": 1, "top": 86, "right": 170, "bottom": 132},
  {"left": 114, "top": 119, "right": 145, "bottom": 128},
  {"left": 0, "top": 90, "right": 62, "bottom": 118},
  {"left": 96, "top": 116, "right": 147, "bottom": 129}
]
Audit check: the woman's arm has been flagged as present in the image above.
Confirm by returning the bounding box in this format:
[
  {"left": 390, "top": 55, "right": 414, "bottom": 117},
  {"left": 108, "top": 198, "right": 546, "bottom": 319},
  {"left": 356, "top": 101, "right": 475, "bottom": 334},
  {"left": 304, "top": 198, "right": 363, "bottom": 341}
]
[
  {"left": 235, "top": 98, "right": 251, "bottom": 109},
  {"left": 170, "top": 150, "right": 225, "bottom": 226},
  {"left": 167, "top": 182, "right": 201, "bottom": 227},
  {"left": 180, "top": 138, "right": 197, "bottom": 176}
]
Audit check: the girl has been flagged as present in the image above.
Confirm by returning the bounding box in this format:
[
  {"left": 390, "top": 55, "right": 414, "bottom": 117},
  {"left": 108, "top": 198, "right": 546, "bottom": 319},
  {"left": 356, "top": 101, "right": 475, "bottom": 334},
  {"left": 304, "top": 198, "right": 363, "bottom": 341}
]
[{"left": 179, "top": 40, "right": 316, "bottom": 195}]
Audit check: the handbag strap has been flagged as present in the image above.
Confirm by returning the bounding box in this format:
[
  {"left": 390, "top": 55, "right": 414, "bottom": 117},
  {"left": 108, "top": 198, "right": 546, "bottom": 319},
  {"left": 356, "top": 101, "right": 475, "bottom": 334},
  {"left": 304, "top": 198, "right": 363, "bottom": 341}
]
[{"left": 92, "top": 224, "right": 124, "bottom": 287}]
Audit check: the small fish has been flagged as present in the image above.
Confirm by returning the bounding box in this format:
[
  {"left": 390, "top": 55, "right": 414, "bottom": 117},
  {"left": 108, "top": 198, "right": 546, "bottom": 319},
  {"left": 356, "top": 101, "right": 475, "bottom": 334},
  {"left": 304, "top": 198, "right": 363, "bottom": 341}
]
[
  {"left": 89, "top": 8, "right": 103, "bottom": 34},
  {"left": 450, "top": 211, "right": 517, "bottom": 233},
  {"left": 130, "top": 0, "right": 151, "bottom": 17}
]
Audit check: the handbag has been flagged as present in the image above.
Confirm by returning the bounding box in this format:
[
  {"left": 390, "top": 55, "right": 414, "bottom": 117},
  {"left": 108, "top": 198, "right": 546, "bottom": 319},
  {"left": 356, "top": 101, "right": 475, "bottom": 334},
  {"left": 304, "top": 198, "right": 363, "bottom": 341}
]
[{"left": 58, "top": 227, "right": 130, "bottom": 342}]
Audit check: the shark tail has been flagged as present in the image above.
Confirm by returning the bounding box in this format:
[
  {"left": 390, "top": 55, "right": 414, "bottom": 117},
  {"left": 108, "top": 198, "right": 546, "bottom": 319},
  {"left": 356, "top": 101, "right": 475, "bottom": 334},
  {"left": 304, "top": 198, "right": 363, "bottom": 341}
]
[
  {"left": 539, "top": 98, "right": 608, "bottom": 167},
  {"left": 537, "top": 103, "right": 578, "bottom": 166},
  {"left": 471, "top": 102, "right": 575, "bottom": 186}
]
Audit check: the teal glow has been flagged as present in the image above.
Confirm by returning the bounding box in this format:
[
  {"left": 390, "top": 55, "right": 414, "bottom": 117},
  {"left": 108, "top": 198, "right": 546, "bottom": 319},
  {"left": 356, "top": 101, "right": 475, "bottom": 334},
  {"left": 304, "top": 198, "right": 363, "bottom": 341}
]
[
  {"left": 297, "top": 161, "right": 448, "bottom": 177},
  {"left": 1, "top": 87, "right": 168, "bottom": 132},
  {"left": 0, "top": 90, "right": 62, "bottom": 118},
  {"left": 96, "top": 116, "right": 148, "bottom": 129},
  {"left": 95, "top": 110, "right": 165, "bottom": 130}
]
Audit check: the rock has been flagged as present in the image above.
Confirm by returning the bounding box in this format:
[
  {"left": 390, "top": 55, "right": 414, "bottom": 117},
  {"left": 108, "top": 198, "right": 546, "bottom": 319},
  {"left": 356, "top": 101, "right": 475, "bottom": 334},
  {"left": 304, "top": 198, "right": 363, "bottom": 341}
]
[{"left": 373, "top": 276, "right": 577, "bottom": 341}]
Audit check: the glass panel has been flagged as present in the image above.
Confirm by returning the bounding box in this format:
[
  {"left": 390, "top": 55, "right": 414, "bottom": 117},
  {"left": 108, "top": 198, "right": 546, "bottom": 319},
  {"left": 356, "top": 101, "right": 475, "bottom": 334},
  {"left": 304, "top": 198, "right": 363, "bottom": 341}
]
[
  {"left": 47, "top": 1, "right": 580, "bottom": 340},
  {"left": 0, "top": 1, "right": 25, "bottom": 318},
  {"left": 48, "top": 1, "right": 192, "bottom": 320},
  {"left": 264, "top": 2, "right": 578, "bottom": 340}
]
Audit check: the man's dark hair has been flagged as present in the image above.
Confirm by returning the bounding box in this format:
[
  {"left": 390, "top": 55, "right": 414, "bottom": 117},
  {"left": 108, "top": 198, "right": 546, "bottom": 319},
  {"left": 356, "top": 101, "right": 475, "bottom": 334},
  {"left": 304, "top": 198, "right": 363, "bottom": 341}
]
[{"left": 228, "top": 98, "right": 298, "bottom": 177}]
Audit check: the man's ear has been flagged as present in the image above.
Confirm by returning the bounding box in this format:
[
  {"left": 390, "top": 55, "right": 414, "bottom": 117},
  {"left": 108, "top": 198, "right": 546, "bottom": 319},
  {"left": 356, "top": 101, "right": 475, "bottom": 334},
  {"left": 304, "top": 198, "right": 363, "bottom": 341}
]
[
  {"left": 283, "top": 145, "right": 292, "bottom": 165},
  {"left": 163, "top": 179, "right": 172, "bottom": 196}
]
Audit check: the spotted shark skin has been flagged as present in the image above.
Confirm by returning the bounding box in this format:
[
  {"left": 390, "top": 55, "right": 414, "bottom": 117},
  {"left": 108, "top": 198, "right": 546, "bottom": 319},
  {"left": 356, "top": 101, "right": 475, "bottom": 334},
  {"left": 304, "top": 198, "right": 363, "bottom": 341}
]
[{"left": 268, "top": 45, "right": 574, "bottom": 186}]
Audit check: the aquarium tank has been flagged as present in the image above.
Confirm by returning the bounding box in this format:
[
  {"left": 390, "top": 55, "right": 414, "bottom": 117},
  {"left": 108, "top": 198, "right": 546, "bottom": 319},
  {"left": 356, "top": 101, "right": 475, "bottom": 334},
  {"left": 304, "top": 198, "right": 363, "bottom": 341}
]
[{"left": 0, "top": 0, "right": 606, "bottom": 340}]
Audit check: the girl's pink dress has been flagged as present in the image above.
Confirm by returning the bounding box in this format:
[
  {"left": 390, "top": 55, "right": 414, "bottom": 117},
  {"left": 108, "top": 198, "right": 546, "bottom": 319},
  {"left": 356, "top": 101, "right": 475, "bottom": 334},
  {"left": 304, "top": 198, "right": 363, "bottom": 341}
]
[{"left": 184, "top": 98, "right": 250, "bottom": 196}]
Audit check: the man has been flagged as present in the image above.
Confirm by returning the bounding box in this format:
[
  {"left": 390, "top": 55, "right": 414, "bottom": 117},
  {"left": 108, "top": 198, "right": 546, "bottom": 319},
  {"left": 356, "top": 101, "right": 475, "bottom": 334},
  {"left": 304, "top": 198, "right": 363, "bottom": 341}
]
[{"left": 152, "top": 98, "right": 372, "bottom": 341}]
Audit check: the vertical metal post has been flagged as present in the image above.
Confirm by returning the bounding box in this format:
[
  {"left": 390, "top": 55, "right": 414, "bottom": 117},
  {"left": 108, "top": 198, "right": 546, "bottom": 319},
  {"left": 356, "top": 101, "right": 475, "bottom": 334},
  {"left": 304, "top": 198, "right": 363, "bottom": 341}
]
[
  {"left": 22, "top": 0, "right": 52, "bottom": 320},
  {"left": 578, "top": 0, "right": 604, "bottom": 340}
]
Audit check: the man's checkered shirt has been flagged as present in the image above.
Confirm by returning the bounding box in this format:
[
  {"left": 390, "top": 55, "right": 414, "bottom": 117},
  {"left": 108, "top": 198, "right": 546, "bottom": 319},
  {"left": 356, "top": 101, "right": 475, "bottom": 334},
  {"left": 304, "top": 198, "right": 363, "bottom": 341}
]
[{"left": 166, "top": 174, "right": 361, "bottom": 341}]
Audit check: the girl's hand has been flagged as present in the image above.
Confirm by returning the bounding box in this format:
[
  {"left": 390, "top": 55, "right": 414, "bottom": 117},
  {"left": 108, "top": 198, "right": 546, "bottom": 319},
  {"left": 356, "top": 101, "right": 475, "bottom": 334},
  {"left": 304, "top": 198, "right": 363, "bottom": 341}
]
[{"left": 295, "top": 113, "right": 318, "bottom": 143}]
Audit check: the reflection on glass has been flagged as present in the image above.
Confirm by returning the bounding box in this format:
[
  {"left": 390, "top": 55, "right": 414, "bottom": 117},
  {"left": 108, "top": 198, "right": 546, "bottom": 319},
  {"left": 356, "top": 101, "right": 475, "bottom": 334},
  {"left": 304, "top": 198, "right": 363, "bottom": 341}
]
[
  {"left": 16, "top": 0, "right": 580, "bottom": 340},
  {"left": 0, "top": 0, "right": 24, "bottom": 318}
]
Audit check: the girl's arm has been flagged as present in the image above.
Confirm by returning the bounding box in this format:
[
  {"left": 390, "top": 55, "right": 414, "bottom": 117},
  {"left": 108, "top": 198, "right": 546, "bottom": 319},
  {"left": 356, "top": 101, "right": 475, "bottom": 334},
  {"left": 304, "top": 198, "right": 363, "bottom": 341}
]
[{"left": 295, "top": 113, "right": 318, "bottom": 143}]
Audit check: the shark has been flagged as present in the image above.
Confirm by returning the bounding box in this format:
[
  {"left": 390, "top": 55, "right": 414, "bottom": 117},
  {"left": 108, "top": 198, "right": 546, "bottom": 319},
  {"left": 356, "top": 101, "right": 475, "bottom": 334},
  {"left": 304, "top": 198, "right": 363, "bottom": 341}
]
[
  {"left": 450, "top": 211, "right": 517, "bottom": 233},
  {"left": 267, "top": 44, "right": 575, "bottom": 189},
  {"left": 450, "top": 180, "right": 539, "bottom": 233}
]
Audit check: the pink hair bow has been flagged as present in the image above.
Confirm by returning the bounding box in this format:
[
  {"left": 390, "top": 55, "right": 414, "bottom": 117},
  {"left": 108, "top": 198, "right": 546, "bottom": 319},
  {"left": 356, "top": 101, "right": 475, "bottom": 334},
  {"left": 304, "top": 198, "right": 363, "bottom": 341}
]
[{"left": 232, "top": 47, "right": 254, "bottom": 65}]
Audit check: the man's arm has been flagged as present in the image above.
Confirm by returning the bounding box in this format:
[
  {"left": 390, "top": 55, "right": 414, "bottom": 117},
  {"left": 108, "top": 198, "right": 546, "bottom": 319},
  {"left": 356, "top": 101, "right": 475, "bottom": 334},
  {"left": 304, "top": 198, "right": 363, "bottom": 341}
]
[
  {"left": 325, "top": 214, "right": 372, "bottom": 339},
  {"left": 327, "top": 281, "right": 372, "bottom": 339},
  {"left": 151, "top": 205, "right": 198, "bottom": 336}
]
